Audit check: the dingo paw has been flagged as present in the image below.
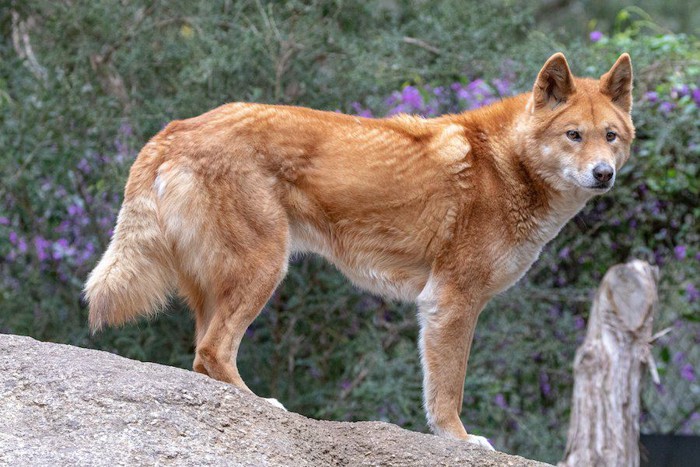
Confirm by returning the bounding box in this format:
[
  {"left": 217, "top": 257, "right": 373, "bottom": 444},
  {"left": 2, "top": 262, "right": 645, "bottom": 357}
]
[
  {"left": 264, "top": 398, "right": 288, "bottom": 411},
  {"left": 466, "top": 434, "right": 495, "bottom": 450}
]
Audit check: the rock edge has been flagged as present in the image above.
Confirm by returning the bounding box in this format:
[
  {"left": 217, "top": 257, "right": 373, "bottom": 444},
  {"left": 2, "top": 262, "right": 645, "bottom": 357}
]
[{"left": 0, "top": 334, "right": 549, "bottom": 466}]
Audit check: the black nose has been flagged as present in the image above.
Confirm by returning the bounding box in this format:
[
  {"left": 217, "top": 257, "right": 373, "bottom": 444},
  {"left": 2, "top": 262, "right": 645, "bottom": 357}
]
[{"left": 592, "top": 163, "right": 614, "bottom": 183}]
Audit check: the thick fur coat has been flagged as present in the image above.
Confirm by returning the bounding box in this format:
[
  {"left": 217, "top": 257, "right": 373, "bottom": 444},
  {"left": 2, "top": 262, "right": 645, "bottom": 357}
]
[{"left": 85, "top": 53, "right": 634, "bottom": 448}]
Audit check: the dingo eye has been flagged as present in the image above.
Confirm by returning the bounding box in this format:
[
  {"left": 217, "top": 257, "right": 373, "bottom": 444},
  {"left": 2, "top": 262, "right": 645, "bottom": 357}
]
[
  {"left": 606, "top": 131, "right": 617, "bottom": 142},
  {"left": 566, "top": 130, "right": 582, "bottom": 142}
]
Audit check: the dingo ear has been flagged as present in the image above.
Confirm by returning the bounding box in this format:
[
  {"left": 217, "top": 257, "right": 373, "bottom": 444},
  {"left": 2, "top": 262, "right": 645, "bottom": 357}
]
[
  {"left": 600, "top": 53, "right": 633, "bottom": 114},
  {"left": 533, "top": 53, "right": 576, "bottom": 110}
]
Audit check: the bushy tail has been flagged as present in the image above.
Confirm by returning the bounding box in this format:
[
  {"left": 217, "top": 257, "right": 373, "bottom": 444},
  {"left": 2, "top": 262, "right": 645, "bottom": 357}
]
[{"left": 84, "top": 139, "right": 175, "bottom": 333}]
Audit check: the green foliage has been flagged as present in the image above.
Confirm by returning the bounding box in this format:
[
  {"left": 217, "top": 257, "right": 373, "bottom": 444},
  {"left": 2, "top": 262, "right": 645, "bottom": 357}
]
[{"left": 1, "top": 2, "right": 698, "bottom": 464}]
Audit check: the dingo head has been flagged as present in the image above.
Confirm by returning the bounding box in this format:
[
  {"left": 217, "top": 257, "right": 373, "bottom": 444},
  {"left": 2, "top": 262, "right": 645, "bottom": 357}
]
[{"left": 524, "top": 53, "right": 634, "bottom": 196}]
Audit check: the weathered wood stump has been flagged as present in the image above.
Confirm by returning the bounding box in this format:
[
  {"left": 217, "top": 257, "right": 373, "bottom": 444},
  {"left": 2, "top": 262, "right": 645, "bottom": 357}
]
[{"left": 560, "top": 260, "right": 659, "bottom": 467}]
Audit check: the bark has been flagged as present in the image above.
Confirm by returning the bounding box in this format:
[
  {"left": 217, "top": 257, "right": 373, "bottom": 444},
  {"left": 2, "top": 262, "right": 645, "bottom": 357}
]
[{"left": 560, "top": 260, "right": 659, "bottom": 467}]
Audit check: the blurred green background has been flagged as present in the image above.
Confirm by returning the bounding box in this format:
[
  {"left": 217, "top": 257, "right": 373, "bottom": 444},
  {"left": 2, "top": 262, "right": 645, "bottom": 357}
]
[{"left": 1, "top": 1, "right": 698, "bottom": 463}]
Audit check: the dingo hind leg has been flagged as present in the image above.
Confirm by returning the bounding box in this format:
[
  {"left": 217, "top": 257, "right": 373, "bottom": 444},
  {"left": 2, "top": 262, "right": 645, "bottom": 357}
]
[
  {"left": 191, "top": 195, "right": 289, "bottom": 391},
  {"left": 177, "top": 273, "right": 213, "bottom": 376},
  {"left": 158, "top": 160, "right": 289, "bottom": 393},
  {"left": 194, "top": 235, "right": 288, "bottom": 390}
]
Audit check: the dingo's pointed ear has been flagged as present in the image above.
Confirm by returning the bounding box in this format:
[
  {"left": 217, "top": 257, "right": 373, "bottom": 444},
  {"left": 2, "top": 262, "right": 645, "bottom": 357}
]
[
  {"left": 532, "top": 53, "right": 576, "bottom": 110},
  {"left": 600, "top": 53, "right": 633, "bottom": 114}
]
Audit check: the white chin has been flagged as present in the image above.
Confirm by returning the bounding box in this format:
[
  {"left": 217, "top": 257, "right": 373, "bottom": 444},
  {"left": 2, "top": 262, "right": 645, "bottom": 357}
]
[{"left": 584, "top": 184, "right": 612, "bottom": 193}]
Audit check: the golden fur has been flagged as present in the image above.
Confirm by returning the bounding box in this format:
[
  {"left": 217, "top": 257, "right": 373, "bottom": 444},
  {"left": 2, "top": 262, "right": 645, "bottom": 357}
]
[{"left": 85, "top": 53, "right": 634, "bottom": 448}]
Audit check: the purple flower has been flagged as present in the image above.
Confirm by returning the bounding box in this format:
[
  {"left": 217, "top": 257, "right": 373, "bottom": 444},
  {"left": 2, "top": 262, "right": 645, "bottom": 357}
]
[
  {"left": 574, "top": 316, "right": 586, "bottom": 330},
  {"left": 67, "top": 203, "right": 83, "bottom": 217},
  {"left": 548, "top": 306, "right": 562, "bottom": 318},
  {"left": 99, "top": 216, "right": 113, "bottom": 228},
  {"left": 558, "top": 246, "right": 571, "bottom": 259},
  {"left": 467, "top": 79, "right": 490, "bottom": 96},
  {"left": 686, "top": 284, "right": 700, "bottom": 303},
  {"left": 681, "top": 364, "right": 695, "bottom": 382},
  {"left": 673, "top": 351, "right": 686, "bottom": 365},
  {"left": 115, "top": 142, "right": 127, "bottom": 162},
  {"left": 539, "top": 371, "right": 552, "bottom": 397},
  {"left": 494, "top": 393, "right": 508, "bottom": 409},
  {"left": 77, "top": 241, "right": 95, "bottom": 265},
  {"left": 54, "top": 220, "right": 71, "bottom": 234},
  {"left": 456, "top": 87, "right": 472, "bottom": 101},
  {"left": 644, "top": 91, "right": 658, "bottom": 103},
  {"left": 0, "top": 216, "right": 9, "bottom": 226},
  {"left": 674, "top": 245, "right": 687, "bottom": 260},
  {"left": 424, "top": 104, "right": 438, "bottom": 116},
  {"left": 34, "top": 236, "right": 51, "bottom": 262},
  {"left": 77, "top": 158, "right": 91, "bottom": 174},
  {"left": 681, "top": 412, "right": 700, "bottom": 435},
  {"left": 654, "top": 250, "right": 665, "bottom": 266},
  {"left": 693, "top": 88, "right": 700, "bottom": 106},
  {"left": 589, "top": 31, "right": 603, "bottom": 43},
  {"left": 385, "top": 92, "right": 400, "bottom": 107},
  {"left": 659, "top": 101, "right": 675, "bottom": 114},
  {"left": 394, "top": 104, "right": 412, "bottom": 115},
  {"left": 8, "top": 231, "right": 18, "bottom": 244},
  {"left": 119, "top": 121, "right": 133, "bottom": 138},
  {"left": 492, "top": 78, "right": 511, "bottom": 96},
  {"left": 672, "top": 85, "right": 689, "bottom": 99},
  {"left": 52, "top": 238, "right": 72, "bottom": 260},
  {"left": 401, "top": 86, "right": 423, "bottom": 109},
  {"left": 350, "top": 102, "right": 373, "bottom": 118}
]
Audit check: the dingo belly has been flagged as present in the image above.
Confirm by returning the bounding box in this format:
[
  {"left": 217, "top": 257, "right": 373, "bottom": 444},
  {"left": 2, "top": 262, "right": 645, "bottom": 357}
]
[{"left": 289, "top": 221, "right": 430, "bottom": 302}]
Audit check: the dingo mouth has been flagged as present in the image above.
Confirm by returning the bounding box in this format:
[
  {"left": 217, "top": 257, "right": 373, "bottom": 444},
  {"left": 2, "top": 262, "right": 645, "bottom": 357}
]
[
  {"left": 566, "top": 175, "right": 614, "bottom": 193},
  {"left": 588, "top": 182, "right": 613, "bottom": 192}
]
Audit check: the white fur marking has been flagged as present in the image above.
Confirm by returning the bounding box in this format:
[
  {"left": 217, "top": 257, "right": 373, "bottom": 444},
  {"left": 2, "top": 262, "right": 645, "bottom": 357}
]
[
  {"left": 154, "top": 174, "right": 167, "bottom": 198},
  {"left": 416, "top": 274, "right": 441, "bottom": 433},
  {"left": 466, "top": 434, "right": 495, "bottom": 450},
  {"left": 265, "top": 398, "right": 288, "bottom": 411},
  {"left": 416, "top": 275, "right": 439, "bottom": 316}
]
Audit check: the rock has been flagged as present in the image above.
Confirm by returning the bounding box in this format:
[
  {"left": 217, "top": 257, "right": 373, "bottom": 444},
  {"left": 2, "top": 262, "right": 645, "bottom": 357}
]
[{"left": 0, "top": 334, "right": 549, "bottom": 466}]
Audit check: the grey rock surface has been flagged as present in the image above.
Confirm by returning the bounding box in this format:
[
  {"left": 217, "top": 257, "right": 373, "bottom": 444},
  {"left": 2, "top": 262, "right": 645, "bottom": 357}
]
[{"left": 0, "top": 334, "right": 550, "bottom": 466}]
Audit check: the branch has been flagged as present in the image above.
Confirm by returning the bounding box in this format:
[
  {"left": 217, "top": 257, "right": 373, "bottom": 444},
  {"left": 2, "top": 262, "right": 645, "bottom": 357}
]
[
  {"left": 10, "top": 10, "right": 47, "bottom": 82},
  {"left": 402, "top": 36, "right": 442, "bottom": 55}
]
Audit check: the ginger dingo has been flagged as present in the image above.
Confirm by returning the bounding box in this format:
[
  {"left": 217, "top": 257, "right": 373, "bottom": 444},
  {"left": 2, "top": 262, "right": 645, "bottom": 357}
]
[{"left": 86, "top": 53, "right": 634, "bottom": 449}]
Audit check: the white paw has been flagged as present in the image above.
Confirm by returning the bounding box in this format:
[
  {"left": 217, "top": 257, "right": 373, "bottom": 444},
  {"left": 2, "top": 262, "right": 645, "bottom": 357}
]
[
  {"left": 264, "top": 398, "right": 288, "bottom": 411},
  {"left": 466, "top": 434, "right": 495, "bottom": 450}
]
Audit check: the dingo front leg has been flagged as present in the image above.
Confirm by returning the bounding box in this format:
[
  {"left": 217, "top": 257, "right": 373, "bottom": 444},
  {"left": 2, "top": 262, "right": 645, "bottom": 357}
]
[{"left": 416, "top": 277, "right": 494, "bottom": 450}]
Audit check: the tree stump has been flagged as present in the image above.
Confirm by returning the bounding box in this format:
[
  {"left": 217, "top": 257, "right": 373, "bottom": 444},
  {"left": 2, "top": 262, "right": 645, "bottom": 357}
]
[{"left": 560, "top": 260, "right": 659, "bottom": 467}]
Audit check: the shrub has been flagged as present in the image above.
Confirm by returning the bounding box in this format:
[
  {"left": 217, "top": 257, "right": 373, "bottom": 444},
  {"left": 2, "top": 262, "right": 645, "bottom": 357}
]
[{"left": 1, "top": 3, "right": 698, "bottom": 463}]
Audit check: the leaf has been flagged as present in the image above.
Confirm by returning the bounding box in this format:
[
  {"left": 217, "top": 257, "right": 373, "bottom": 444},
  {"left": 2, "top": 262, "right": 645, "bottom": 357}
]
[{"left": 660, "top": 346, "right": 671, "bottom": 363}]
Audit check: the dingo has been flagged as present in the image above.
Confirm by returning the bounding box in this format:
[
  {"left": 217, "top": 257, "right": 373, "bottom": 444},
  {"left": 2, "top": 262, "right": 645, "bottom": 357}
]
[{"left": 86, "top": 53, "right": 633, "bottom": 449}]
